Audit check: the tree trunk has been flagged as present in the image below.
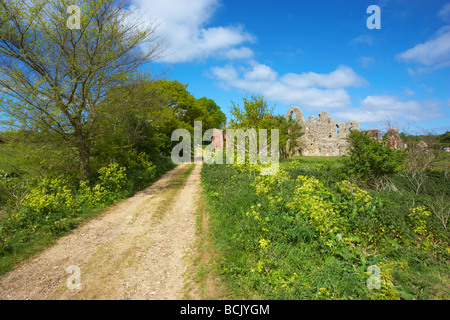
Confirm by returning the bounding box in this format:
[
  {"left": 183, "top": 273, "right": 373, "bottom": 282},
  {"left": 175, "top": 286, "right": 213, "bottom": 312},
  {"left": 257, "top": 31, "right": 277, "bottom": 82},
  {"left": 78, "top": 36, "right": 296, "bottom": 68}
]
[
  {"left": 75, "top": 131, "right": 91, "bottom": 180},
  {"left": 79, "top": 148, "right": 90, "bottom": 180}
]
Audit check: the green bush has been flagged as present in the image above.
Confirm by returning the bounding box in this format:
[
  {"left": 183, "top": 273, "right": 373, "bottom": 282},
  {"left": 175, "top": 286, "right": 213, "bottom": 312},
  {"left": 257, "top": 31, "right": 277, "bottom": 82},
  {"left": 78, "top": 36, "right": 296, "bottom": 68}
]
[
  {"left": 22, "top": 177, "right": 81, "bottom": 215},
  {"left": 122, "top": 149, "right": 157, "bottom": 192},
  {"left": 75, "top": 162, "right": 127, "bottom": 206},
  {"left": 0, "top": 170, "right": 27, "bottom": 207},
  {"left": 343, "top": 130, "right": 406, "bottom": 188}
]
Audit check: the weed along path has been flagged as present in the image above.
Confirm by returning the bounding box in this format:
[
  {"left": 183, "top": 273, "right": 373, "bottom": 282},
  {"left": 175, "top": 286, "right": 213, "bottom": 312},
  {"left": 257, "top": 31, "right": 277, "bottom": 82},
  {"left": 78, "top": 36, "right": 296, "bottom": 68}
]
[{"left": 0, "top": 163, "right": 203, "bottom": 300}]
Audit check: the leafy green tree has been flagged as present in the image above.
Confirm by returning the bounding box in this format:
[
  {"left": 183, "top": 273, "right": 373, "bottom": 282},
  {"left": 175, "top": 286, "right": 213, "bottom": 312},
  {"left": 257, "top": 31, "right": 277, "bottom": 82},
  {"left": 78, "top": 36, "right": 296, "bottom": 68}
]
[
  {"left": 438, "top": 131, "right": 450, "bottom": 148},
  {"left": 272, "top": 115, "right": 303, "bottom": 159},
  {"left": 95, "top": 78, "right": 192, "bottom": 161},
  {"left": 229, "top": 95, "right": 273, "bottom": 129},
  {"left": 94, "top": 78, "right": 227, "bottom": 165},
  {"left": 0, "top": 0, "right": 162, "bottom": 179},
  {"left": 197, "top": 97, "right": 226, "bottom": 129},
  {"left": 152, "top": 80, "right": 211, "bottom": 130},
  {"left": 229, "top": 95, "right": 303, "bottom": 158},
  {"left": 343, "top": 130, "right": 407, "bottom": 188}
]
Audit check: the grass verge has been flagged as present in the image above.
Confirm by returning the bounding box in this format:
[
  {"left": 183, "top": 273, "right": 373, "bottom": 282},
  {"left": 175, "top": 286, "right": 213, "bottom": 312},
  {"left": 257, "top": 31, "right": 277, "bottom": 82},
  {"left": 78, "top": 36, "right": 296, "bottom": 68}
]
[{"left": 182, "top": 181, "right": 232, "bottom": 300}]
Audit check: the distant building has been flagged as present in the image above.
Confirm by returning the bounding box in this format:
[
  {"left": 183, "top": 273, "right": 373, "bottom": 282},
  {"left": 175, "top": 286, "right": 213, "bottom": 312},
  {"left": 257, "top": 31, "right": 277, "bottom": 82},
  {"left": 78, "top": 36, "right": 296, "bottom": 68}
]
[
  {"left": 367, "top": 129, "right": 382, "bottom": 141},
  {"left": 285, "top": 106, "right": 360, "bottom": 156},
  {"left": 212, "top": 128, "right": 226, "bottom": 150},
  {"left": 384, "top": 128, "right": 407, "bottom": 150},
  {"left": 285, "top": 106, "right": 407, "bottom": 156}
]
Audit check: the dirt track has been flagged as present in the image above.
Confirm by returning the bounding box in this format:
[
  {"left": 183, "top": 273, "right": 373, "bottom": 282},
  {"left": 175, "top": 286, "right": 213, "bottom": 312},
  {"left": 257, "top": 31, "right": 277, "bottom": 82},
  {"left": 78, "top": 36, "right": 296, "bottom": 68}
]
[{"left": 0, "top": 163, "right": 203, "bottom": 300}]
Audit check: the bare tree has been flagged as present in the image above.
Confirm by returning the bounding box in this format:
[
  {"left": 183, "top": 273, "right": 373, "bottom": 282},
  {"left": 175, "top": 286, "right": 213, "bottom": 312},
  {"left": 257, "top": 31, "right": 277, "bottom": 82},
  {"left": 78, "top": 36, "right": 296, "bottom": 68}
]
[
  {"left": 0, "top": 0, "right": 163, "bottom": 179},
  {"left": 427, "top": 192, "right": 450, "bottom": 231},
  {"left": 401, "top": 128, "right": 447, "bottom": 194}
]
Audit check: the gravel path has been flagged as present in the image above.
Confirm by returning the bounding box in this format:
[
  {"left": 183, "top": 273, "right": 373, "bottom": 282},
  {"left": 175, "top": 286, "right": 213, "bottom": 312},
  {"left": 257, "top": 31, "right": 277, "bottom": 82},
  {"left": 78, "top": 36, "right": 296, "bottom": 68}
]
[{"left": 0, "top": 163, "right": 202, "bottom": 300}]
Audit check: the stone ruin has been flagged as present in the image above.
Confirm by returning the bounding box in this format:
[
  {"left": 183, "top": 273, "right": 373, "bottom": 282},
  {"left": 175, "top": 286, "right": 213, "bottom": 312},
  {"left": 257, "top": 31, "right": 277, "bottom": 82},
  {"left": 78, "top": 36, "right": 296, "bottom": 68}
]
[
  {"left": 212, "top": 128, "right": 226, "bottom": 150},
  {"left": 285, "top": 106, "right": 360, "bottom": 156},
  {"left": 367, "top": 128, "right": 407, "bottom": 150},
  {"left": 286, "top": 106, "right": 407, "bottom": 156},
  {"left": 210, "top": 106, "right": 407, "bottom": 156},
  {"left": 385, "top": 128, "right": 407, "bottom": 150}
]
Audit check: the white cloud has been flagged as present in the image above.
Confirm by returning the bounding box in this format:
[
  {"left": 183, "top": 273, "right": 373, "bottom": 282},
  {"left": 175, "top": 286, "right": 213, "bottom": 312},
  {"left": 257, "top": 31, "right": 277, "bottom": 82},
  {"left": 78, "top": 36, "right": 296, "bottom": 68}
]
[
  {"left": 210, "top": 62, "right": 367, "bottom": 109},
  {"left": 358, "top": 56, "right": 375, "bottom": 68},
  {"left": 438, "top": 3, "right": 450, "bottom": 22},
  {"left": 403, "top": 87, "right": 415, "bottom": 96},
  {"left": 397, "top": 26, "right": 450, "bottom": 70},
  {"left": 219, "top": 47, "right": 254, "bottom": 60},
  {"left": 279, "top": 65, "right": 367, "bottom": 89},
  {"left": 420, "top": 84, "right": 434, "bottom": 94},
  {"left": 128, "top": 0, "right": 255, "bottom": 63},
  {"left": 350, "top": 34, "right": 374, "bottom": 46},
  {"left": 209, "top": 61, "right": 444, "bottom": 126},
  {"left": 333, "top": 96, "right": 444, "bottom": 124}
]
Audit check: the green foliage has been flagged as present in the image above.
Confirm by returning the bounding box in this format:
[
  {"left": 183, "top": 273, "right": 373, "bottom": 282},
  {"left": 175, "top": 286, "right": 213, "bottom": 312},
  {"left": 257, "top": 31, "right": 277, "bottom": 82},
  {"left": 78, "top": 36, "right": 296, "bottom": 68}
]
[
  {"left": 0, "top": 159, "right": 28, "bottom": 208},
  {"left": 0, "top": 150, "right": 17, "bottom": 174},
  {"left": 0, "top": 0, "right": 225, "bottom": 276},
  {"left": 343, "top": 130, "right": 407, "bottom": 187},
  {"left": 228, "top": 95, "right": 303, "bottom": 159},
  {"left": 121, "top": 150, "right": 157, "bottom": 191},
  {"left": 407, "top": 206, "right": 436, "bottom": 251},
  {"left": 0, "top": 0, "right": 162, "bottom": 179},
  {"left": 201, "top": 157, "right": 450, "bottom": 300},
  {"left": 272, "top": 115, "right": 304, "bottom": 159},
  {"left": 98, "top": 163, "right": 127, "bottom": 193},
  {"left": 229, "top": 95, "right": 273, "bottom": 129},
  {"left": 22, "top": 177, "right": 80, "bottom": 216},
  {"left": 0, "top": 130, "right": 80, "bottom": 182},
  {"left": 438, "top": 131, "right": 450, "bottom": 145},
  {"left": 97, "top": 79, "right": 226, "bottom": 160},
  {"left": 0, "top": 170, "right": 19, "bottom": 207},
  {"left": 20, "top": 163, "right": 126, "bottom": 221},
  {"left": 197, "top": 97, "right": 227, "bottom": 129},
  {"left": 83, "top": 162, "right": 128, "bottom": 205},
  {"left": 0, "top": 159, "right": 164, "bottom": 272}
]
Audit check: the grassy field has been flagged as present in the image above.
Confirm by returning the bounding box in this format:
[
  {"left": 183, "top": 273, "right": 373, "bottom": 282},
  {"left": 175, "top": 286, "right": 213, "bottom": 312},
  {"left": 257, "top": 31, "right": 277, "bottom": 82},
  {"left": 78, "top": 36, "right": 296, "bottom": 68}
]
[
  {"left": 432, "top": 152, "right": 450, "bottom": 172},
  {"left": 286, "top": 156, "right": 342, "bottom": 169},
  {"left": 201, "top": 156, "right": 450, "bottom": 300}
]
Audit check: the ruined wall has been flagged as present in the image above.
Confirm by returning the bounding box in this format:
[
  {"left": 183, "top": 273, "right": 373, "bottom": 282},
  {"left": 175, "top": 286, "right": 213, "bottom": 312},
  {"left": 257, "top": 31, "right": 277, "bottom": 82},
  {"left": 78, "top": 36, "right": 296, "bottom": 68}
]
[
  {"left": 366, "top": 128, "right": 407, "bottom": 149},
  {"left": 212, "top": 128, "right": 226, "bottom": 150},
  {"left": 367, "top": 129, "right": 382, "bottom": 141},
  {"left": 385, "top": 128, "right": 407, "bottom": 150},
  {"left": 286, "top": 106, "right": 360, "bottom": 156},
  {"left": 212, "top": 106, "right": 405, "bottom": 157}
]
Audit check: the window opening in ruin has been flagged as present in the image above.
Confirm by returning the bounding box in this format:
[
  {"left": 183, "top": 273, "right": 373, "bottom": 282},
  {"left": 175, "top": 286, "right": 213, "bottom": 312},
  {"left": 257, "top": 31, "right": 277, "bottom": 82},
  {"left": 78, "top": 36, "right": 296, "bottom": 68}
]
[{"left": 335, "top": 125, "right": 339, "bottom": 137}]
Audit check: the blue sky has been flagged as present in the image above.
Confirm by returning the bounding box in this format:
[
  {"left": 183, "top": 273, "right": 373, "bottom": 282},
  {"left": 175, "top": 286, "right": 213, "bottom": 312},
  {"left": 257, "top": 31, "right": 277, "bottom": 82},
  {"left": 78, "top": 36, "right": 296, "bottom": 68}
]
[{"left": 131, "top": 0, "right": 450, "bottom": 134}]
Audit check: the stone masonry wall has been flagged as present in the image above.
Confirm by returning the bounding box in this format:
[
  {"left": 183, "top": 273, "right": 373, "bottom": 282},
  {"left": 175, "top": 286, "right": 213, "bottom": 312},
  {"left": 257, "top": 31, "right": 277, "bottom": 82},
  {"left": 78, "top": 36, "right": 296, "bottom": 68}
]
[
  {"left": 211, "top": 106, "right": 405, "bottom": 157},
  {"left": 286, "top": 106, "right": 360, "bottom": 156}
]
